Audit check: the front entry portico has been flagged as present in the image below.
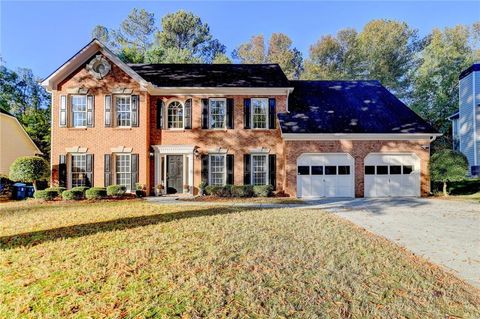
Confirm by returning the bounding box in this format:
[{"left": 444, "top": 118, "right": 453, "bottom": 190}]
[{"left": 152, "top": 145, "right": 195, "bottom": 195}]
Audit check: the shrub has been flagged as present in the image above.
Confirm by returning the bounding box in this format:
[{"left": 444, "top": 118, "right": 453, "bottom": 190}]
[
  {"left": 85, "top": 187, "right": 107, "bottom": 200},
  {"left": 61, "top": 189, "right": 84, "bottom": 201},
  {"left": 231, "top": 185, "right": 254, "bottom": 197},
  {"left": 71, "top": 186, "right": 90, "bottom": 194},
  {"left": 430, "top": 150, "right": 468, "bottom": 196},
  {"left": 253, "top": 185, "right": 274, "bottom": 197},
  {"left": 107, "top": 185, "right": 126, "bottom": 197},
  {"left": 135, "top": 190, "right": 146, "bottom": 198},
  {"left": 34, "top": 189, "right": 57, "bottom": 201},
  {"left": 0, "top": 174, "right": 14, "bottom": 200},
  {"left": 205, "top": 185, "right": 232, "bottom": 197},
  {"left": 9, "top": 156, "right": 49, "bottom": 191},
  {"left": 48, "top": 187, "right": 66, "bottom": 195}
]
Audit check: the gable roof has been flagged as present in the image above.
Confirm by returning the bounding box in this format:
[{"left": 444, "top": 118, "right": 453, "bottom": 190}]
[
  {"left": 129, "top": 63, "right": 291, "bottom": 88},
  {"left": 41, "top": 39, "right": 148, "bottom": 91},
  {"left": 278, "top": 80, "right": 438, "bottom": 135}
]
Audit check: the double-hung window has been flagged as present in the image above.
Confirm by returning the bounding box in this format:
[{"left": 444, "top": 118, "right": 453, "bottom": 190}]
[
  {"left": 71, "top": 95, "right": 87, "bottom": 127},
  {"left": 167, "top": 101, "right": 184, "bottom": 129},
  {"left": 116, "top": 96, "right": 131, "bottom": 127},
  {"left": 251, "top": 98, "right": 268, "bottom": 129},
  {"left": 209, "top": 154, "right": 226, "bottom": 186},
  {"left": 71, "top": 154, "right": 87, "bottom": 187},
  {"left": 209, "top": 98, "right": 226, "bottom": 129},
  {"left": 116, "top": 154, "right": 131, "bottom": 191},
  {"left": 252, "top": 154, "right": 268, "bottom": 185}
]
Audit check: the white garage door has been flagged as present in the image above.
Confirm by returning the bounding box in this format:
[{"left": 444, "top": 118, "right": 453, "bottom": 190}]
[
  {"left": 364, "top": 153, "right": 420, "bottom": 197},
  {"left": 297, "top": 153, "right": 354, "bottom": 198}
]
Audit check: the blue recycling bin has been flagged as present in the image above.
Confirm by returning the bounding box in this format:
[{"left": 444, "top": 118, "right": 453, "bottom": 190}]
[
  {"left": 25, "top": 185, "right": 35, "bottom": 198},
  {"left": 13, "top": 183, "right": 26, "bottom": 200}
]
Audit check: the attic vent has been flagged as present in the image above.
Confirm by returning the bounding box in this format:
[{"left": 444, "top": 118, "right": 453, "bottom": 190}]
[{"left": 86, "top": 55, "right": 111, "bottom": 79}]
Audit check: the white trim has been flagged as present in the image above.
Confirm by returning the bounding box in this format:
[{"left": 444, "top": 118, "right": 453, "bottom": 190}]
[
  {"left": 152, "top": 144, "right": 195, "bottom": 154},
  {"left": 251, "top": 153, "right": 269, "bottom": 185},
  {"left": 249, "top": 147, "right": 270, "bottom": 154},
  {"left": 208, "top": 97, "right": 227, "bottom": 130},
  {"left": 42, "top": 40, "right": 148, "bottom": 91},
  {"left": 114, "top": 95, "right": 132, "bottom": 128},
  {"left": 70, "top": 94, "right": 88, "bottom": 128},
  {"left": 110, "top": 146, "right": 133, "bottom": 153},
  {"left": 251, "top": 97, "right": 269, "bottom": 130},
  {"left": 208, "top": 153, "right": 227, "bottom": 186},
  {"left": 282, "top": 133, "right": 442, "bottom": 141},
  {"left": 148, "top": 87, "right": 293, "bottom": 96},
  {"left": 65, "top": 146, "right": 88, "bottom": 153},
  {"left": 473, "top": 73, "right": 477, "bottom": 166},
  {"left": 207, "top": 147, "right": 228, "bottom": 154},
  {"left": 166, "top": 99, "right": 185, "bottom": 130}
]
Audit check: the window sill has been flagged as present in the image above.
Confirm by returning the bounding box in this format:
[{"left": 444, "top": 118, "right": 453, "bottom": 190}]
[
  {"left": 67, "top": 127, "right": 88, "bottom": 130},
  {"left": 113, "top": 127, "right": 133, "bottom": 130}
]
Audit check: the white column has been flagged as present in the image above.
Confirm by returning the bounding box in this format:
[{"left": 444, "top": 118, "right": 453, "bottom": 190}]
[
  {"left": 162, "top": 155, "right": 167, "bottom": 195},
  {"left": 188, "top": 154, "right": 194, "bottom": 194},
  {"left": 154, "top": 150, "right": 159, "bottom": 195}
]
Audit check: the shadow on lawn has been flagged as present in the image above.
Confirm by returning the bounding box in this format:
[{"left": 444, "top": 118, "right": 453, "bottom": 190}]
[{"left": 0, "top": 206, "right": 265, "bottom": 250}]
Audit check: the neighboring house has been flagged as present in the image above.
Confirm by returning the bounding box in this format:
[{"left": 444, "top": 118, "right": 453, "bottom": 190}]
[
  {"left": 0, "top": 109, "right": 41, "bottom": 175},
  {"left": 449, "top": 63, "right": 480, "bottom": 176},
  {"left": 41, "top": 39, "right": 440, "bottom": 198}
]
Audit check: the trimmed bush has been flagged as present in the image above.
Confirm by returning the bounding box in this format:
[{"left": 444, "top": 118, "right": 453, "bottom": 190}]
[
  {"left": 85, "top": 187, "right": 107, "bottom": 200},
  {"left": 48, "top": 187, "right": 66, "bottom": 195},
  {"left": 34, "top": 189, "right": 57, "bottom": 201},
  {"left": 9, "top": 156, "right": 49, "bottom": 190},
  {"left": 61, "top": 189, "right": 84, "bottom": 201},
  {"left": 231, "top": 185, "right": 254, "bottom": 197},
  {"left": 107, "top": 185, "right": 127, "bottom": 197},
  {"left": 253, "top": 185, "right": 274, "bottom": 197},
  {"left": 71, "top": 186, "right": 90, "bottom": 194},
  {"left": 205, "top": 185, "right": 232, "bottom": 197}
]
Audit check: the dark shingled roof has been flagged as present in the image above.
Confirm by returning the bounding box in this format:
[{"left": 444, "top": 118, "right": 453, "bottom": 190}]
[
  {"left": 129, "top": 63, "right": 291, "bottom": 88},
  {"left": 279, "top": 80, "right": 437, "bottom": 134},
  {"left": 459, "top": 63, "right": 480, "bottom": 80}
]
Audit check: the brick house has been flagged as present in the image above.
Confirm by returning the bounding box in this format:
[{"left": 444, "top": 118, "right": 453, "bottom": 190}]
[{"left": 42, "top": 39, "right": 440, "bottom": 198}]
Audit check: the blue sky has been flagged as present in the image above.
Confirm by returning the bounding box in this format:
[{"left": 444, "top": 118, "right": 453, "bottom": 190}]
[{"left": 1, "top": 1, "right": 478, "bottom": 78}]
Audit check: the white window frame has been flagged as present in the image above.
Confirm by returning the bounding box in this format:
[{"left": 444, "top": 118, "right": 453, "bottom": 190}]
[
  {"left": 209, "top": 154, "right": 226, "bottom": 186},
  {"left": 115, "top": 95, "right": 132, "bottom": 128},
  {"left": 70, "top": 153, "right": 87, "bottom": 188},
  {"left": 115, "top": 153, "right": 131, "bottom": 191},
  {"left": 251, "top": 154, "right": 269, "bottom": 185},
  {"left": 251, "top": 98, "right": 269, "bottom": 130},
  {"left": 71, "top": 95, "right": 87, "bottom": 128},
  {"left": 209, "top": 98, "right": 226, "bottom": 129},
  {"left": 166, "top": 100, "right": 185, "bottom": 130}
]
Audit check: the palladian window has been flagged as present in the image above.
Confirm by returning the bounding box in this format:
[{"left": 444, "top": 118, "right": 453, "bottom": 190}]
[{"left": 167, "top": 101, "right": 184, "bottom": 129}]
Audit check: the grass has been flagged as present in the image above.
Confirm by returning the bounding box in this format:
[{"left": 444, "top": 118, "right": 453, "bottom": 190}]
[
  {"left": 179, "top": 196, "right": 305, "bottom": 204},
  {"left": 0, "top": 200, "right": 479, "bottom": 318}
]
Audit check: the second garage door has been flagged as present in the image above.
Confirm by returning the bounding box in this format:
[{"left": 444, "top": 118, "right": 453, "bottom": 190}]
[
  {"left": 297, "top": 153, "right": 354, "bottom": 198},
  {"left": 364, "top": 153, "right": 420, "bottom": 197}
]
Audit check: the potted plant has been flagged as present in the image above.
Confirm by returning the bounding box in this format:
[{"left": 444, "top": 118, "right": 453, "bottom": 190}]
[
  {"left": 199, "top": 180, "right": 207, "bottom": 196},
  {"left": 155, "top": 184, "right": 164, "bottom": 196}
]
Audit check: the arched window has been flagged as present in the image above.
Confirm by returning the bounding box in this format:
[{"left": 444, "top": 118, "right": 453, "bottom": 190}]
[{"left": 167, "top": 101, "right": 184, "bottom": 129}]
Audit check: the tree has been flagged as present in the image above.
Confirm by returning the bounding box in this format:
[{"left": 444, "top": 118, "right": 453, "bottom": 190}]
[
  {"left": 412, "top": 25, "right": 480, "bottom": 136},
  {"left": 212, "top": 53, "right": 232, "bottom": 64},
  {"left": 233, "top": 34, "right": 266, "bottom": 64},
  {"left": 267, "top": 33, "right": 303, "bottom": 79},
  {"left": 9, "top": 156, "right": 50, "bottom": 191},
  {"left": 155, "top": 10, "right": 224, "bottom": 62},
  {"left": 430, "top": 150, "right": 468, "bottom": 196}
]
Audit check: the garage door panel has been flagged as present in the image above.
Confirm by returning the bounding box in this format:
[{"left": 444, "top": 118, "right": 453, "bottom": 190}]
[{"left": 311, "top": 176, "right": 324, "bottom": 197}]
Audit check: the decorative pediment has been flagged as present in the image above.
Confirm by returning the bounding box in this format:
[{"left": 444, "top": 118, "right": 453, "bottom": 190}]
[
  {"left": 250, "top": 147, "right": 270, "bottom": 154},
  {"left": 86, "top": 55, "right": 111, "bottom": 80},
  {"left": 111, "top": 88, "right": 134, "bottom": 94},
  {"left": 207, "top": 147, "right": 228, "bottom": 154},
  {"left": 66, "top": 87, "right": 90, "bottom": 94},
  {"left": 65, "top": 146, "right": 88, "bottom": 153},
  {"left": 110, "top": 146, "right": 133, "bottom": 153}
]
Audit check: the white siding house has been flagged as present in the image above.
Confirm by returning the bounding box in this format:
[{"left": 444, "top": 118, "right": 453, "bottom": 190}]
[{"left": 451, "top": 63, "right": 480, "bottom": 176}]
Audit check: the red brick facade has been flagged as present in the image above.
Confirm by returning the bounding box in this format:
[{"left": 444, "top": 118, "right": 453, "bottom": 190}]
[{"left": 49, "top": 53, "right": 433, "bottom": 197}]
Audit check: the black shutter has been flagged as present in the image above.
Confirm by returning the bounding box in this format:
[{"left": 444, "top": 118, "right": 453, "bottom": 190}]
[
  {"left": 201, "top": 155, "right": 209, "bottom": 184},
  {"left": 185, "top": 98, "right": 192, "bottom": 129},
  {"left": 243, "top": 154, "right": 251, "bottom": 185},
  {"left": 131, "top": 95, "right": 139, "bottom": 127},
  {"left": 244, "top": 98, "right": 251, "bottom": 129},
  {"left": 104, "top": 154, "right": 112, "bottom": 187},
  {"left": 269, "top": 154, "right": 276, "bottom": 190},
  {"left": 268, "top": 98, "right": 276, "bottom": 129},
  {"left": 201, "top": 99, "right": 209, "bottom": 129},
  {"left": 156, "top": 99, "right": 163, "bottom": 129},
  {"left": 85, "top": 154, "right": 93, "bottom": 187},
  {"left": 131, "top": 154, "right": 139, "bottom": 191},
  {"left": 104, "top": 95, "right": 112, "bottom": 127},
  {"left": 226, "top": 98, "right": 234, "bottom": 129},
  {"left": 87, "top": 95, "right": 94, "bottom": 127},
  {"left": 59, "top": 155, "right": 67, "bottom": 187},
  {"left": 226, "top": 154, "right": 234, "bottom": 185}
]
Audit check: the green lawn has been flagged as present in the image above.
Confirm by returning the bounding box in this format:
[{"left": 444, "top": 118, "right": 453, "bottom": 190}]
[{"left": 0, "top": 200, "right": 478, "bottom": 318}]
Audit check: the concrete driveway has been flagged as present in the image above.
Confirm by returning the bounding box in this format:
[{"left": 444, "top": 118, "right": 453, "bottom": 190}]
[{"left": 306, "top": 198, "right": 480, "bottom": 287}]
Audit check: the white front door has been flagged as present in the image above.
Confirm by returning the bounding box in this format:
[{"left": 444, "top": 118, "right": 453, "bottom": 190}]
[
  {"left": 297, "top": 153, "right": 354, "bottom": 198},
  {"left": 364, "top": 153, "right": 420, "bottom": 197}
]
